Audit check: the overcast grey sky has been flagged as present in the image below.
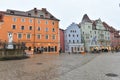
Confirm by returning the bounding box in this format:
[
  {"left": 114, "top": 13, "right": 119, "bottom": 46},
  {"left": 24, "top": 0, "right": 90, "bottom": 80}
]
[{"left": 0, "top": 0, "right": 120, "bottom": 30}]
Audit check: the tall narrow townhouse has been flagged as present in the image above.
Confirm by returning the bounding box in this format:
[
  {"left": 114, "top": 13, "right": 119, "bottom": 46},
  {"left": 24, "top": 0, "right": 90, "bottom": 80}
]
[
  {"left": 59, "top": 28, "right": 65, "bottom": 52},
  {"left": 79, "top": 14, "right": 111, "bottom": 52},
  {"left": 65, "top": 23, "right": 84, "bottom": 53},
  {"left": 103, "top": 22, "right": 120, "bottom": 50},
  {"left": 0, "top": 8, "right": 60, "bottom": 53}
]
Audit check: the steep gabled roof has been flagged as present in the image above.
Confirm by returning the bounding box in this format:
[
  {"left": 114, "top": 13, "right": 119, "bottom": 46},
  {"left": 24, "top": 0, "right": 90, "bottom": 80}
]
[
  {"left": 102, "top": 22, "right": 111, "bottom": 30},
  {"left": 82, "top": 14, "right": 92, "bottom": 23},
  {"left": 92, "top": 20, "right": 96, "bottom": 29}
]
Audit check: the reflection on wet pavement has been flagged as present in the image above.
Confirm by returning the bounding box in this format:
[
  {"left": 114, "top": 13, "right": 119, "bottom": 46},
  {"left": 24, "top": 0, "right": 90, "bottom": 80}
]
[{"left": 0, "top": 53, "right": 97, "bottom": 80}]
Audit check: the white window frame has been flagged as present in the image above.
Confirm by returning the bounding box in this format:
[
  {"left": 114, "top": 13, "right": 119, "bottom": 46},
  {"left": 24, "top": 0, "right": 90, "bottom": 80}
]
[
  {"left": 52, "top": 34, "right": 56, "bottom": 40},
  {"left": 45, "top": 34, "right": 49, "bottom": 39},
  {"left": 21, "top": 18, "right": 25, "bottom": 22},
  {"left": 26, "top": 33, "right": 31, "bottom": 39},
  {"left": 52, "top": 21, "right": 54, "bottom": 25},
  {"left": 37, "top": 26, "right": 41, "bottom": 31},
  {"left": 21, "top": 26, "right": 24, "bottom": 30},
  {"left": 13, "top": 17, "right": 17, "bottom": 22},
  {"left": 29, "top": 26, "right": 32, "bottom": 30},
  {"left": 45, "top": 27, "right": 48, "bottom": 32},
  {"left": 17, "top": 33, "right": 22, "bottom": 39},
  {"left": 52, "top": 28, "right": 55, "bottom": 32},
  {"left": 37, "top": 34, "right": 41, "bottom": 39},
  {"left": 12, "top": 24, "right": 16, "bottom": 29},
  {"left": 29, "top": 19, "right": 33, "bottom": 23}
]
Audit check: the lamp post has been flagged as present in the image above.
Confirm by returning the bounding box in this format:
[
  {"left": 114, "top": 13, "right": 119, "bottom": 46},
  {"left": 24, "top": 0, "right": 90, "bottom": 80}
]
[{"left": 33, "top": 8, "right": 37, "bottom": 49}]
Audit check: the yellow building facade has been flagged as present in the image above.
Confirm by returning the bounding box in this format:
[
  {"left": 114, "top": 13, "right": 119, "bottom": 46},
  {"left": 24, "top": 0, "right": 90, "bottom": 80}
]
[{"left": 0, "top": 8, "right": 60, "bottom": 53}]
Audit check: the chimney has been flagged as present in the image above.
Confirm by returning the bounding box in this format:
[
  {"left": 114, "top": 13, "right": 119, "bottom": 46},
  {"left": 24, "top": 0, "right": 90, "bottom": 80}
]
[
  {"left": 0, "top": 12, "right": 4, "bottom": 22},
  {"left": 34, "top": 8, "right": 37, "bottom": 15}
]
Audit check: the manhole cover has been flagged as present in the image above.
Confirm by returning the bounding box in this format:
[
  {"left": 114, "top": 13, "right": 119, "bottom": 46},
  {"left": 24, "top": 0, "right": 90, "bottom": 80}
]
[
  {"left": 106, "top": 73, "right": 118, "bottom": 77},
  {"left": 36, "top": 63, "right": 43, "bottom": 65}
]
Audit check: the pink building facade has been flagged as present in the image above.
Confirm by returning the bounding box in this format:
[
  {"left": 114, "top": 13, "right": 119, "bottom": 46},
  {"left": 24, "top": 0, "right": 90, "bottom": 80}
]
[
  {"left": 103, "top": 22, "right": 120, "bottom": 50},
  {"left": 59, "top": 28, "right": 65, "bottom": 52}
]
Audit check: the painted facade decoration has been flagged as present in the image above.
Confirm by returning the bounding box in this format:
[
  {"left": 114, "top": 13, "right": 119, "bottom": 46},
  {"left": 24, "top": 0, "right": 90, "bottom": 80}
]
[{"left": 79, "top": 14, "right": 111, "bottom": 52}]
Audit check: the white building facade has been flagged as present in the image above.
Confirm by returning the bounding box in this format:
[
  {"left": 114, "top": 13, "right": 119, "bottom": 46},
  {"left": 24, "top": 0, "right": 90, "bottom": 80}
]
[
  {"left": 65, "top": 23, "right": 84, "bottom": 53},
  {"left": 79, "top": 14, "right": 111, "bottom": 52}
]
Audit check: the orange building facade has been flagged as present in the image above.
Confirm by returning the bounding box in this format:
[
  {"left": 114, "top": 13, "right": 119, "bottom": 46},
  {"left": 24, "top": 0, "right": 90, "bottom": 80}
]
[{"left": 0, "top": 8, "right": 60, "bottom": 53}]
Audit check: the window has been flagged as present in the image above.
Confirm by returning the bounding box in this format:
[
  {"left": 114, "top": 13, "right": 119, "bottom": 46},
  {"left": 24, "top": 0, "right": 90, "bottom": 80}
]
[
  {"left": 37, "top": 34, "right": 41, "bottom": 39},
  {"left": 77, "top": 40, "right": 79, "bottom": 43},
  {"left": 52, "top": 34, "right": 56, "bottom": 40},
  {"left": 29, "top": 19, "right": 33, "bottom": 23},
  {"left": 73, "top": 40, "right": 75, "bottom": 43},
  {"left": 21, "top": 18, "right": 25, "bottom": 22},
  {"left": 45, "top": 28, "right": 48, "bottom": 32},
  {"left": 28, "top": 13, "right": 31, "bottom": 16},
  {"left": 69, "top": 34, "right": 70, "bottom": 37},
  {"left": 40, "top": 15, "right": 44, "bottom": 18},
  {"left": 38, "top": 20, "right": 40, "bottom": 24},
  {"left": 37, "top": 27, "right": 40, "bottom": 31},
  {"left": 18, "top": 33, "right": 22, "bottom": 39},
  {"left": 77, "top": 35, "right": 78, "bottom": 37},
  {"left": 90, "top": 31, "right": 92, "bottom": 33},
  {"left": 21, "top": 26, "right": 24, "bottom": 30},
  {"left": 12, "top": 25, "right": 16, "bottom": 29},
  {"left": 88, "top": 26, "right": 90, "bottom": 28},
  {"left": 10, "top": 11, "right": 14, "bottom": 14},
  {"left": 29, "top": 26, "right": 32, "bottom": 30},
  {"left": 45, "top": 21, "right": 48, "bottom": 24},
  {"left": 73, "top": 35, "right": 75, "bottom": 37},
  {"left": 94, "top": 31, "right": 96, "bottom": 34},
  {"left": 83, "top": 32, "right": 84, "bottom": 34},
  {"left": 27, "top": 33, "right": 31, "bottom": 39},
  {"left": 52, "top": 22, "right": 54, "bottom": 25},
  {"left": 86, "top": 36, "right": 89, "bottom": 39},
  {"left": 45, "top": 34, "right": 49, "bottom": 39},
  {"left": 13, "top": 17, "right": 17, "bottom": 22},
  {"left": 78, "top": 47, "right": 80, "bottom": 51},
  {"left": 69, "top": 40, "right": 71, "bottom": 43},
  {"left": 52, "top": 28, "right": 55, "bottom": 32}
]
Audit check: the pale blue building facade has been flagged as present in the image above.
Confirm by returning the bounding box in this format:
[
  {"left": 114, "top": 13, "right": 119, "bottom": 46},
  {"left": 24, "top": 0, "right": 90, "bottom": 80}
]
[{"left": 65, "top": 23, "right": 84, "bottom": 53}]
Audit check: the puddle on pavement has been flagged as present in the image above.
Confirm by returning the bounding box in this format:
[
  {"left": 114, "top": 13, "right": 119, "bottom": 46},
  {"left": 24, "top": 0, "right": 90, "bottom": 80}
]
[
  {"left": 36, "top": 63, "right": 43, "bottom": 65},
  {"left": 105, "top": 73, "right": 118, "bottom": 77}
]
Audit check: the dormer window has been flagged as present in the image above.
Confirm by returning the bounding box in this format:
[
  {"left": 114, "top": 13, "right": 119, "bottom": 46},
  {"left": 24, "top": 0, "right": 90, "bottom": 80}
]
[
  {"left": 50, "top": 16, "right": 54, "bottom": 18},
  {"left": 40, "top": 15, "right": 44, "bottom": 18},
  {"left": 10, "top": 11, "right": 14, "bottom": 14},
  {"left": 45, "top": 12, "right": 48, "bottom": 16},
  {"left": 28, "top": 13, "right": 31, "bottom": 16}
]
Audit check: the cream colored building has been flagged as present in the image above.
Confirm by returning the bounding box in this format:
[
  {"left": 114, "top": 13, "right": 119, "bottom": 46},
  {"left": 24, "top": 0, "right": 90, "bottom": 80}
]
[{"left": 79, "top": 14, "right": 111, "bottom": 52}]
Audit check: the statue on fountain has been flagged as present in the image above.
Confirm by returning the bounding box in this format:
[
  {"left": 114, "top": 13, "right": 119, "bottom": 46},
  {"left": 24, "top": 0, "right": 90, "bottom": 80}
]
[{"left": 7, "top": 33, "right": 13, "bottom": 49}]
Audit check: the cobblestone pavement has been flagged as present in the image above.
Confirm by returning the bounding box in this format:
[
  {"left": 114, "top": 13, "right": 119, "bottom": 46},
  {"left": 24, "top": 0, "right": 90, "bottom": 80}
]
[{"left": 0, "top": 52, "right": 120, "bottom": 80}]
